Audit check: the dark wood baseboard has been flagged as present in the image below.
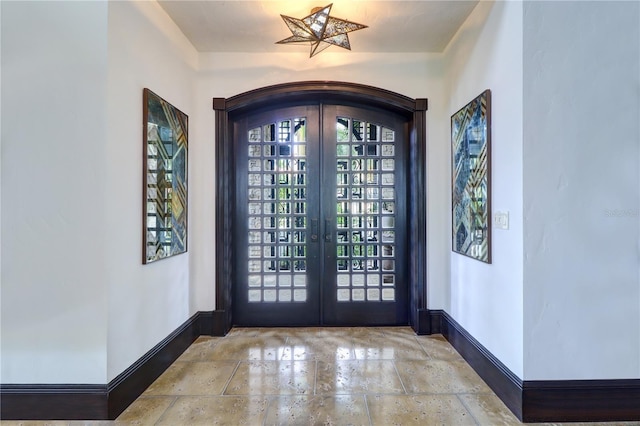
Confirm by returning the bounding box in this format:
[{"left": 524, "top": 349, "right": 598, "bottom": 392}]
[
  {"left": 523, "top": 379, "right": 640, "bottom": 423},
  {"left": 435, "top": 310, "right": 523, "bottom": 420},
  {"left": 427, "top": 309, "right": 443, "bottom": 334},
  {"left": 412, "top": 308, "right": 432, "bottom": 335},
  {"left": 0, "top": 385, "right": 107, "bottom": 420},
  {"left": 1, "top": 312, "right": 204, "bottom": 420},
  {"left": 198, "top": 310, "right": 215, "bottom": 335},
  {"left": 211, "top": 309, "right": 231, "bottom": 336},
  {"left": 107, "top": 312, "right": 202, "bottom": 418},
  {"left": 433, "top": 309, "right": 640, "bottom": 423}
]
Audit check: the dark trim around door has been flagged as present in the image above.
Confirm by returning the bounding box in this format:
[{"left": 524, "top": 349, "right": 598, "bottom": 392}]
[{"left": 213, "top": 81, "right": 429, "bottom": 334}]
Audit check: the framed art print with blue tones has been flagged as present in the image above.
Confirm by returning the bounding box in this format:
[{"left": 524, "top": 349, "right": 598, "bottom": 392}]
[
  {"left": 451, "top": 90, "right": 491, "bottom": 263},
  {"left": 143, "top": 88, "right": 188, "bottom": 263}
]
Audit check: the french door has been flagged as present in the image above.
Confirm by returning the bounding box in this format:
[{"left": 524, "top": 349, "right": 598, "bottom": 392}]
[{"left": 233, "top": 103, "right": 408, "bottom": 326}]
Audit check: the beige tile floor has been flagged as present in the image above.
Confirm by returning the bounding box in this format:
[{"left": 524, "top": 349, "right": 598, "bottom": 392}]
[{"left": 2, "top": 327, "right": 639, "bottom": 425}]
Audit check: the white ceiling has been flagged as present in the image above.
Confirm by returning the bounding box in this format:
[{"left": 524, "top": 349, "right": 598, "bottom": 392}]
[{"left": 157, "top": 1, "right": 479, "bottom": 54}]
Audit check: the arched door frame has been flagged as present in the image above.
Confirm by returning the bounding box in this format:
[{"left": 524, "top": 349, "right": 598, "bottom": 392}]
[{"left": 212, "top": 81, "right": 431, "bottom": 335}]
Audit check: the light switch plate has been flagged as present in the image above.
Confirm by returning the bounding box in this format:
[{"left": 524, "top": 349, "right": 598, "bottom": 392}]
[{"left": 494, "top": 211, "right": 509, "bottom": 230}]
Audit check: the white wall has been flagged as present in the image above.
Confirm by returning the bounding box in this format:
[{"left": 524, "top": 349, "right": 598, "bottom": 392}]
[
  {"left": 0, "top": 0, "right": 4, "bottom": 381},
  {"left": 523, "top": 0, "right": 640, "bottom": 380},
  {"left": 443, "top": 0, "right": 524, "bottom": 378},
  {"left": 106, "top": 0, "right": 198, "bottom": 381},
  {"left": 0, "top": 0, "right": 450, "bottom": 384},
  {"left": 1, "top": 1, "right": 109, "bottom": 383},
  {"left": 191, "top": 51, "right": 449, "bottom": 311},
  {"left": 0, "top": 0, "right": 200, "bottom": 384},
  {"left": 8, "top": 0, "right": 636, "bottom": 387}
]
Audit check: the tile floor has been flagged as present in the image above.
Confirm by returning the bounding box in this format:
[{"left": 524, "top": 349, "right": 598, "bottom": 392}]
[{"left": 2, "top": 327, "right": 639, "bottom": 425}]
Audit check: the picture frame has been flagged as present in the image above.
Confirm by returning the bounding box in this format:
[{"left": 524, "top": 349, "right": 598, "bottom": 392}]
[
  {"left": 451, "top": 89, "right": 491, "bottom": 263},
  {"left": 142, "top": 88, "right": 188, "bottom": 263}
]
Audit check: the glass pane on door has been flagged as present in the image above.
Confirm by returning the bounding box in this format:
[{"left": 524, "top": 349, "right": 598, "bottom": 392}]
[
  {"left": 246, "top": 118, "right": 309, "bottom": 304},
  {"left": 335, "top": 117, "right": 398, "bottom": 303}
]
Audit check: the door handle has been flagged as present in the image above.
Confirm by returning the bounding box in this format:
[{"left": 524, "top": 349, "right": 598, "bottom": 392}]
[
  {"left": 324, "top": 219, "right": 332, "bottom": 242},
  {"left": 310, "top": 218, "right": 319, "bottom": 242}
]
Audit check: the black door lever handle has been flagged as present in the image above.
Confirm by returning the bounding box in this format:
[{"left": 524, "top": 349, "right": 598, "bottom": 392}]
[
  {"left": 324, "top": 219, "right": 332, "bottom": 242},
  {"left": 310, "top": 218, "right": 319, "bottom": 242}
]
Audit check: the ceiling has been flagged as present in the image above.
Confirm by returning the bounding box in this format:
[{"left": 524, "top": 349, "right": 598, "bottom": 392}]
[{"left": 157, "top": 1, "right": 479, "bottom": 54}]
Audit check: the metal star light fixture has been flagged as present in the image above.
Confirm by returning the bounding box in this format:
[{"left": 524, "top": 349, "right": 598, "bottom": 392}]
[{"left": 276, "top": 4, "right": 368, "bottom": 58}]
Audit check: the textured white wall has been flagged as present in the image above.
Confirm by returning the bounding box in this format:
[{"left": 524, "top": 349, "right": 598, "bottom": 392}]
[
  {"left": 1, "top": 1, "right": 109, "bottom": 383},
  {"left": 191, "top": 51, "right": 449, "bottom": 311},
  {"left": 523, "top": 1, "right": 640, "bottom": 380},
  {"left": 106, "top": 0, "right": 197, "bottom": 381},
  {"left": 0, "top": 0, "right": 449, "bottom": 384},
  {"left": 12, "top": 0, "right": 636, "bottom": 387},
  {"left": 0, "top": 0, "right": 4, "bottom": 383},
  {"left": 443, "top": 0, "right": 524, "bottom": 378}
]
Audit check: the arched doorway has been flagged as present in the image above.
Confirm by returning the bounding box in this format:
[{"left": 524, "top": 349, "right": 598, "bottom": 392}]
[{"left": 212, "top": 82, "right": 430, "bottom": 332}]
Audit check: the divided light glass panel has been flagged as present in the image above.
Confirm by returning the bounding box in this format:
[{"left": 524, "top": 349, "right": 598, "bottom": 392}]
[
  {"left": 336, "top": 117, "right": 397, "bottom": 303},
  {"left": 247, "top": 118, "right": 308, "bottom": 303}
]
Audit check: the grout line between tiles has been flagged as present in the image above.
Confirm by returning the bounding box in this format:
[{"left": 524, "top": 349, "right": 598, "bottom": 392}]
[
  {"left": 220, "top": 360, "right": 242, "bottom": 396},
  {"left": 144, "top": 391, "right": 484, "bottom": 398},
  {"left": 363, "top": 394, "right": 374, "bottom": 426},
  {"left": 152, "top": 395, "right": 179, "bottom": 426},
  {"left": 455, "top": 393, "right": 482, "bottom": 426},
  {"left": 313, "top": 359, "right": 319, "bottom": 396},
  {"left": 391, "top": 360, "right": 408, "bottom": 394},
  {"left": 414, "top": 338, "right": 435, "bottom": 361},
  {"left": 261, "top": 395, "right": 275, "bottom": 426},
  {"left": 281, "top": 335, "right": 290, "bottom": 361}
]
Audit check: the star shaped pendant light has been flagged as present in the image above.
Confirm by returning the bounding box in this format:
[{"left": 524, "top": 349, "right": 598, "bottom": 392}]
[{"left": 276, "top": 4, "right": 368, "bottom": 58}]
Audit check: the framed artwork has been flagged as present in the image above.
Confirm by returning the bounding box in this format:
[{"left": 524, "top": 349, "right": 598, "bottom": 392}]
[
  {"left": 451, "top": 89, "right": 491, "bottom": 263},
  {"left": 143, "top": 88, "right": 188, "bottom": 263}
]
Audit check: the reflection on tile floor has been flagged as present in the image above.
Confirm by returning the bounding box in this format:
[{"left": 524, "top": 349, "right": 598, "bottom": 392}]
[{"left": 2, "top": 327, "right": 640, "bottom": 425}]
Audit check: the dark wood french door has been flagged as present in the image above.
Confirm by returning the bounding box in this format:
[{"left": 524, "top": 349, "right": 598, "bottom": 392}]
[{"left": 233, "top": 103, "right": 409, "bottom": 326}]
